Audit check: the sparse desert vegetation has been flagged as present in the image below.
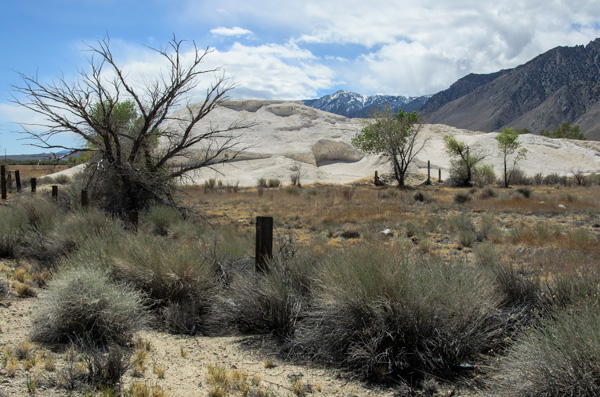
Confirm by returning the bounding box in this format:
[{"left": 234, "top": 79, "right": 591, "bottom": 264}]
[{"left": 0, "top": 177, "right": 600, "bottom": 395}]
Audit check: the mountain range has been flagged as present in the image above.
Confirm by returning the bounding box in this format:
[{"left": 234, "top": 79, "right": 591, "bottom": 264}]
[
  {"left": 304, "top": 38, "right": 600, "bottom": 140},
  {"left": 302, "top": 90, "right": 430, "bottom": 118}
]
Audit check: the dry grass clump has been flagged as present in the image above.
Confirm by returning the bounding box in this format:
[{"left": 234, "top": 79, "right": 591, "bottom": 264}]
[
  {"left": 211, "top": 254, "right": 315, "bottom": 338},
  {"left": 453, "top": 190, "right": 472, "bottom": 204},
  {"left": 106, "top": 233, "right": 216, "bottom": 333},
  {"left": 494, "top": 304, "right": 600, "bottom": 396},
  {"left": 141, "top": 205, "right": 183, "bottom": 236},
  {"left": 31, "top": 266, "right": 147, "bottom": 347},
  {"left": 294, "top": 245, "right": 502, "bottom": 382}
]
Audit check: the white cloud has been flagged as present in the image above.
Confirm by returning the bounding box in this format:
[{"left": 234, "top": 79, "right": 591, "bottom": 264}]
[
  {"left": 210, "top": 27, "right": 253, "bottom": 37},
  {"left": 180, "top": 0, "right": 600, "bottom": 96}
]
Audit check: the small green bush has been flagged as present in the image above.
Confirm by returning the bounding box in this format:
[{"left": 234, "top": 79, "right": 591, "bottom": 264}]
[
  {"left": 142, "top": 205, "right": 182, "bottom": 236},
  {"left": 378, "top": 188, "right": 398, "bottom": 199},
  {"left": 267, "top": 178, "right": 281, "bottom": 188},
  {"left": 105, "top": 234, "right": 216, "bottom": 333},
  {"left": 453, "top": 191, "right": 472, "bottom": 204},
  {"left": 257, "top": 178, "right": 267, "bottom": 188},
  {"left": 31, "top": 267, "right": 147, "bottom": 347},
  {"left": 53, "top": 174, "right": 72, "bottom": 185},
  {"left": 478, "top": 186, "right": 498, "bottom": 200},
  {"left": 413, "top": 191, "right": 433, "bottom": 203},
  {"left": 495, "top": 305, "right": 600, "bottom": 396},
  {"left": 516, "top": 187, "right": 532, "bottom": 198},
  {"left": 212, "top": 254, "right": 315, "bottom": 338}
]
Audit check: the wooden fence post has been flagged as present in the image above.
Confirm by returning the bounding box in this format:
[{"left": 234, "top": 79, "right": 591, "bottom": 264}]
[
  {"left": 30, "top": 178, "right": 37, "bottom": 194},
  {"left": 255, "top": 216, "right": 273, "bottom": 272},
  {"left": 15, "top": 170, "right": 21, "bottom": 193},
  {"left": 439, "top": 168, "right": 442, "bottom": 183},
  {"left": 1, "top": 165, "right": 6, "bottom": 200},
  {"left": 81, "top": 190, "right": 89, "bottom": 207},
  {"left": 51, "top": 185, "right": 58, "bottom": 201},
  {"left": 427, "top": 160, "right": 431, "bottom": 185}
]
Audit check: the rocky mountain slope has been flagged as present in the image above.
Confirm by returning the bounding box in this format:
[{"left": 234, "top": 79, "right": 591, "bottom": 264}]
[
  {"left": 422, "top": 38, "right": 600, "bottom": 140},
  {"left": 303, "top": 90, "right": 430, "bottom": 118}
]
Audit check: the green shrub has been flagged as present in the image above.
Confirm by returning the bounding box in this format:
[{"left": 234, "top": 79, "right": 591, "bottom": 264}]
[
  {"left": 267, "top": 178, "right": 281, "bottom": 188},
  {"left": 106, "top": 234, "right": 216, "bottom": 333},
  {"left": 446, "top": 214, "right": 475, "bottom": 234},
  {"left": 31, "top": 267, "right": 147, "bottom": 347},
  {"left": 294, "top": 246, "right": 502, "bottom": 381},
  {"left": 472, "top": 164, "right": 496, "bottom": 187},
  {"left": 478, "top": 214, "right": 503, "bottom": 242},
  {"left": 477, "top": 186, "right": 498, "bottom": 200},
  {"left": 457, "top": 229, "right": 477, "bottom": 248},
  {"left": 413, "top": 191, "right": 433, "bottom": 203},
  {"left": 257, "top": 178, "right": 267, "bottom": 188},
  {"left": 212, "top": 254, "right": 315, "bottom": 338},
  {"left": 453, "top": 190, "right": 472, "bottom": 204},
  {"left": 141, "top": 205, "right": 182, "bottom": 236},
  {"left": 0, "top": 204, "right": 28, "bottom": 258},
  {"left": 516, "top": 187, "right": 532, "bottom": 198},
  {"left": 494, "top": 305, "right": 600, "bottom": 396},
  {"left": 53, "top": 174, "right": 72, "bottom": 185},
  {"left": 378, "top": 188, "right": 398, "bottom": 199}
]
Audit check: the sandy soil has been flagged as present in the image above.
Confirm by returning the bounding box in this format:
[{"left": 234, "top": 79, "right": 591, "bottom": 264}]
[{"left": 0, "top": 271, "right": 398, "bottom": 396}]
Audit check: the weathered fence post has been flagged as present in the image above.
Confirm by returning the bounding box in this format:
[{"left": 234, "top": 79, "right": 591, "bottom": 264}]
[
  {"left": 1, "top": 165, "right": 6, "bottom": 200},
  {"left": 255, "top": 216, "right": 273, "bottom": 272},
  {"left": 439, "top": 168, "right": 442, "bottom": 183},
  {"left": 15, "top": 170, "right": 21, "bottom": 193},
  {"left": 81, "top": 190, "right": 89, "bottom": 207},
  {"left": 30, "top": 178, "right": 37, "bottom": 194},
  {"left": 51, "top": 185, "right": 58, "bottom": 201},
  {"left": 427, "top": 160, "right": 431, "bottom": 185}
]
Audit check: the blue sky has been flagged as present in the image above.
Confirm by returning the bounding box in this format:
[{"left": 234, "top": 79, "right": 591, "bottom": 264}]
[{"left": 1, "top": 0, "right": 600, "bottom": 154}]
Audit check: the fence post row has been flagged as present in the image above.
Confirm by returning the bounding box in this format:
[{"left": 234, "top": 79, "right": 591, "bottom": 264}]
[
  {"left": 1, "top": 165, "right": 6, "bottom": 200},
  {"left": 255, "top": 216, "right": 273, "bottom": 272},
  {"left": 15, "top": 170, "right": 21, "bottom": 192},
  {"left": 427, "top": 160, "right": 431, "bottom": 185},
  {"left": 81, "top": 190, "right": 89, "bottom": 207}
]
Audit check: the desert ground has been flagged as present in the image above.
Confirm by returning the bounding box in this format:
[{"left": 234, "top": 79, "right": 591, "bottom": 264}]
[
  {"left": 1, "top": 179, "right": 600, "bottom": 396},
  {"left": 1, "top": 103, "right": 600, "bottom": 396}
]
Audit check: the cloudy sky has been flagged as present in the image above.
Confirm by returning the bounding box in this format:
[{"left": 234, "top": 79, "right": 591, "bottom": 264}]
[{"left": 1, "top": 0, "right": 599, "bottom": 154}]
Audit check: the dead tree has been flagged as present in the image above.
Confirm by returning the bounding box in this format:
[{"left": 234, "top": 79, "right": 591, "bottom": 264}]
[{"left": 13, "top": 36, "right": 248, "bottom": 217}]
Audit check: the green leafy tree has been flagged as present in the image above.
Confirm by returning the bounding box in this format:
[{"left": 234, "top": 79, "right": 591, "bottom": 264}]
[
  {"left": 444, "top": 135, "right": 487, "bottom": 186},
  {"left": 13, "top": 37, "right": 246, "bottom": 218},
  {"left": 352, "top": 108, "right": 428, "bottom": 187},
  {"left": 540, "top": 122, "right": 585, "bottom": 140},
  {"left": 496, "top": 127, "right": 527, "bottom": 188}
]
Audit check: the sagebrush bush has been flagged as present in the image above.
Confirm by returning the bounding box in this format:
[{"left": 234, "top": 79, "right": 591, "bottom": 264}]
[
  {"left": 0, "top": 204, "right": 28, "bottom": 258},
  {"left": 494, "top": 305, "right": 600, "bottom": 396},
  {"left": 453, "top": 190, "right": 472, "bottom": 204},
  {"left": 294, "top": 246, "right": 502, "bottom": 381},
  {"left": 106, "top": 234, "right": 216, "bottom": 333},
  {"left": 413, "top": 191, "right": 433, "bottom": 203},
  {"left": 31, "top": 267, "right": 147, "bottom": 347},
  {"left": 211, "top": 254, "right": 315, "bottom": 338},
  {"left": 141, "top": 205, "right": 182, "bottom": 236},
  {"left": 0, "top": 279, "right": 7, "bottom": 298},
  {"left": 477, "top": 186, "right": 498, "bottom": 200},
  {"left": 267, "top": 178, "right": 281, "bottom": 188}
]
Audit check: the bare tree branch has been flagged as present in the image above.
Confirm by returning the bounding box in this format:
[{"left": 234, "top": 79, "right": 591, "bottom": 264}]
[{"left": 11, "top": 35, "right": 248, "bottom": 216}]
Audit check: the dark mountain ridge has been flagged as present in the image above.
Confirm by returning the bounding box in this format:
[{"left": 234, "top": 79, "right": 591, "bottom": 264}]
[{"left": 422, "top": 38, "right": 600, "bottom": 140}]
